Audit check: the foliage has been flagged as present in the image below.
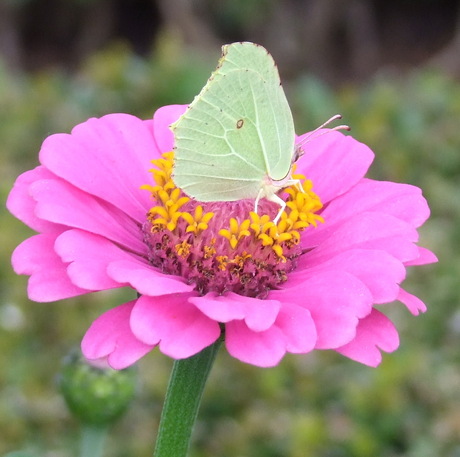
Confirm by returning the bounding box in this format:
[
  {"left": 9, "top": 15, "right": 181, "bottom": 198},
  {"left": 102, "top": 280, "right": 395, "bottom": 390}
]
[{"left": 1, "top": 42, "right": 458, "bottom": 456}]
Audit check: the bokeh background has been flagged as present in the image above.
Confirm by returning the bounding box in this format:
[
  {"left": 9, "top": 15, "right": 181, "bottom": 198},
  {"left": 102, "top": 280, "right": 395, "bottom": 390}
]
[{"left": 1, "top": 0, "right": 459, "bottom": 456}]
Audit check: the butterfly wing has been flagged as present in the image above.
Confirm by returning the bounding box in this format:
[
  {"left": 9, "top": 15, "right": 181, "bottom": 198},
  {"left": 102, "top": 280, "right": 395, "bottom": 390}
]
[{"left": 171, "top": 42, "right": 295, "bottom": 202}]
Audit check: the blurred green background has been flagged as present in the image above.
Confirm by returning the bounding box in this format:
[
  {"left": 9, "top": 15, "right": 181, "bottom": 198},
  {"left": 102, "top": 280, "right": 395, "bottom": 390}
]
[{"left": 1, "top": 0, "right": 458, "bottom": 456}]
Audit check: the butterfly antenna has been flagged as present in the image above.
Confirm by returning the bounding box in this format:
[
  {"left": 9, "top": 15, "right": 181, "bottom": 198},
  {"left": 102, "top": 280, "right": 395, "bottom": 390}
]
[{"left": 297, "top": 114, "right": 350, "bottom": 149}]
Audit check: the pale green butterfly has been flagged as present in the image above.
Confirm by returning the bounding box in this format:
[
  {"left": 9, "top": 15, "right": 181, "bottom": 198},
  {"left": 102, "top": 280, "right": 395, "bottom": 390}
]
[{"left": 171, "top": 42, "right": 346, "bottom": 223}]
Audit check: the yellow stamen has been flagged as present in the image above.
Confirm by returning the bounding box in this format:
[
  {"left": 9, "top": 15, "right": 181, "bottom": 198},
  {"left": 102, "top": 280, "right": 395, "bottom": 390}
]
[
  {"left": 219, "top": 218, "right": 251, "bottom": 249},
  {"left": 148, "top": 205, "right": 183, "bottom": 232},
  {"left": 272, "top": 244, "right": 286, "bottom": 262},
  {"left": 181, "top": 205, "right": 214, "bottom": 235},
  {"left": 258, "top": 233, "right": 274, "bottom": 247}
]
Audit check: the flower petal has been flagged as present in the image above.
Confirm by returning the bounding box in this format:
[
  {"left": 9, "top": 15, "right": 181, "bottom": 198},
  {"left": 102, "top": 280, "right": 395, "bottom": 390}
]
[
  {"left": 55, "top": 229, "right": 139, "bottom": 291},
  {"left": 296, "top": 249, "right": 406, "bottom": 304},
  {"left": 335, "top": 309, "right": 400, "bottom": 367},
  {"left": 12, "top": 233, "right": 89, "bottom": 302},
  {"left": 29, "top": 177, "right": 146, "bottom": 253},
  {"left": 7, "top": 167, "right": 62, "bottom": 233},
  {"left": 270, "top": 270, "right": 373, "bottom": 349},
  {"left": 405, "top": 246, "right": 438, "bottom": 266},
  {"left": 152, "top": 104, "right": 187, "bottom": 152},
  {"left": 81, "top": 300, "right": 154, "bottom": 370},
  {"left": 219, "top": 300, "right": 316, "bottom": 366},
  {"left": 397, "top": 288, "right": 427, "bottom": 315},
  {"left": 107, "top": 260, "right": 194, "bottom": 296},
  {"left": 130, "top": 294, "right": 221, "bottom": 359},
  {"left": 189, "top": 292, "right": 281, "bottom": 332},
  {"left": 296, "top": 131, "right": 374, "bottom": 204},
  {"left": 275, "top": 302, "right": 317, "bottom": 354},
  {"left": 39, "top": 114, "right": 155, "bottom": 221},
  {"left": 302, "top": 179, "right": 431, "bottom": 247},
  {"left": 303, "top": 211, "right": 420, "bottom": 263},
  {"left": 225, "top": 320, "right": 286, "bottom": 367}
]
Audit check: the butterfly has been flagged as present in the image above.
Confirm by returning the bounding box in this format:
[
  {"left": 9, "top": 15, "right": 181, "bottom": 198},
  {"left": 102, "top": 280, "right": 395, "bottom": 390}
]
[{"left": 171, "top": 42, "right": 347, "bottom": 223}]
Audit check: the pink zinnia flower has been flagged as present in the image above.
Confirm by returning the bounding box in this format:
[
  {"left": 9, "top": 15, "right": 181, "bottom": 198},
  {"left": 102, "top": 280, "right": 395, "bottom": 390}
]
[{"left": 7, "top": 104, "right": 436, "bottom": 369}]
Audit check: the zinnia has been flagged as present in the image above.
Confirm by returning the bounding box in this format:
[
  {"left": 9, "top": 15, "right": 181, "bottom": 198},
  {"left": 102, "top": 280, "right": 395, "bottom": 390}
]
[{"left": 7, "top": 104, "right": 436, "bottom": 369}]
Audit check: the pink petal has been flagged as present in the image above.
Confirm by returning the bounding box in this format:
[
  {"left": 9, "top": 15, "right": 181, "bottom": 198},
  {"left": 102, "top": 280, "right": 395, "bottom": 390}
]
[
  {"left": 130, "top": 294, "right": 221, "bottom": 359},
  {"left": 39, "top": 114, "right": 156, "bottom": 222},
  {"left": 303, "top": 212, "right": 420, "bottom": 263},
  {"left": 201, "top": 297, "right": 317, "bottom": 366},
  {"left": 152, "top": 105, "right": 187, "bottom": 152},
  {"left": 303, "top": 179, "right": 431, "bottom": 247},
  {"left": 189, "top": 292, "right": 281, "bottom": 332},
  {"left": 335, "top": 309, "right": 400, "bottom": 367},
  {"left": 296, "top": 249, "right": 406, "bottom": 304},
  {"left": 107, "top": 259, "right": 194, "bottom": 296},
  {"left": 29, "top": 177, "right": 146, "bottom": 253},
  {"left": 405, "top": 246, "right": 438, "bottom": 266},
  {"left": 397, "top": 288, "right": 427, "bottom": 315},
  {"left": 296, "top": 131, "right": 374, "bottom": 204},
  {"left": 270, "top": 270, "right": 373, "bottom": 349},
  {"left": 275, "top": 302, "right": 317, "bottom": 353},
  {"left": 142, "top": 119, "right": 154, "bottom": 135},
  {"left": 6, "top": 167, "right": 62, "bottom": 233},
  {"left": 304, "top": 179, "right": 429, "bottom": 246},
  {"left": 12, "top": 234, "right": 88, "bottom": 302},
  {"left": 55, "top": 229, "right": 142, "bottom": 291},
  {"left": 81, "top": 300, "right": 154, "bottom": 370},
  {"left": 58, "top": 228, "right": 191, "bottom": 296},
  {"left": 225, "top": 320, "right": 286, "bottom": 367}
]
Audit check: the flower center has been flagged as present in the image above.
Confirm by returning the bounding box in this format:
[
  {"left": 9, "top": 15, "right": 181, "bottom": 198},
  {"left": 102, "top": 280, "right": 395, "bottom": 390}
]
[{"left": 141, "top": 152, "right": 324, "bottom": 298}]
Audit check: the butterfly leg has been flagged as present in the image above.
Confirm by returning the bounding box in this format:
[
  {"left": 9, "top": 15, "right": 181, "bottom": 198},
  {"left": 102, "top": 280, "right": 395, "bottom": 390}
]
[
  {"left": 268, "top": 193, "right": 286, "bottom": 225},
  {"left": 279, "top": 176, "right": 305, "bottom": 195},
  {"left": 254, "top": 187, "right": 264, "bottom": 214},
  {"left": 254, "top": 188, "right": 286, "bottom": 224},
  {"left": 296, "top": 179, "right": 305, "bottom": 194},
  {"left": 286, "top": 177, "right": 304, "bottom": 194}
]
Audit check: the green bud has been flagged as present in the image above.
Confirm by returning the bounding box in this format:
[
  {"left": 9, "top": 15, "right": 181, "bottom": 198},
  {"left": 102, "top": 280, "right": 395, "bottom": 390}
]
[{"left": 59, "top": 351, "right": 136, "bottom": 427}]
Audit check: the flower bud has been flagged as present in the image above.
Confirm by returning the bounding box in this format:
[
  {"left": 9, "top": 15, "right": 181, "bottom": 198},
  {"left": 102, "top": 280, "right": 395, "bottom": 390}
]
[{"left": 59, "top": 351, "right": 136, "bottom": 426}]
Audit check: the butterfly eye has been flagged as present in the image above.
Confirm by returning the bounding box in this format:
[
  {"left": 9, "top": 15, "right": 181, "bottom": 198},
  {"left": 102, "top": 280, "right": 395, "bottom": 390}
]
[{"left": 236, "top": 119, "right": 244, "bottom": 129}]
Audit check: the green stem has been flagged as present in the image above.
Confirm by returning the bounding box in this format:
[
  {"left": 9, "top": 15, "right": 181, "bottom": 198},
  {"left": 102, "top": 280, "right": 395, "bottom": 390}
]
[
  {"left": 80, "top": 425, "right": 108, "bottom": 457},
  {"left": 153, "top": 339, "right": 222, "bottom": 457}
]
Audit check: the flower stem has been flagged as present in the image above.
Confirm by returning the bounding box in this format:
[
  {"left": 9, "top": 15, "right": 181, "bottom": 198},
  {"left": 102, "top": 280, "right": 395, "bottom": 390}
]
[
  {"left": 80, "top": 425, "right": 108, "bottom": 457},
  {"left": 153, "top": 339, "right": 222, "bottom": 457}
]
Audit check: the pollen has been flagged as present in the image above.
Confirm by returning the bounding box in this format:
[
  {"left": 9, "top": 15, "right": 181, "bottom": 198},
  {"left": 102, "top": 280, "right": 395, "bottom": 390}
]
[
  {"left": 216, "top": 255, "right": 229, "bottom": 271},
  {"left": 175, "top": 240, "right": 191, "bottom": 257},
  {"left": 203, "top": 239, "right": 217, "bottom": 259},
  {"left": 142, "top": 152, "right": 324, "bottom": 298}
]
